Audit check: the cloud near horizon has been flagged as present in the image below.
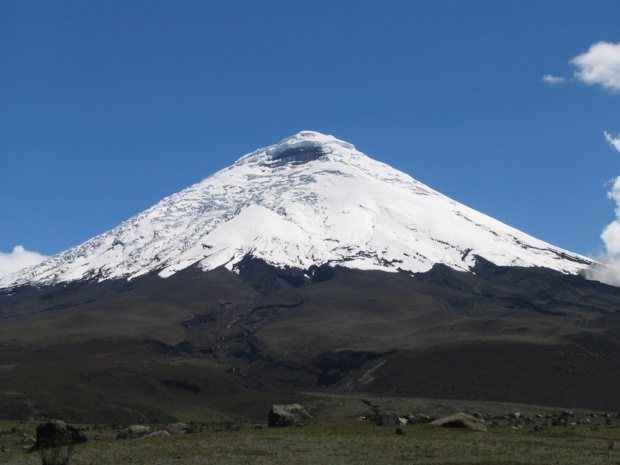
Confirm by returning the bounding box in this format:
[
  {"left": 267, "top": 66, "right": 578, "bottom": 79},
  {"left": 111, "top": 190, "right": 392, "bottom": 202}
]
[
  {"left": 584, "top": 133, "right": 620, "bottom": 285},
  {"left": 553, "top": 41, "right": 620, "bottom": 285},
  {"left": 0, "top": 246, "right": 48, "bottom": 279},
  {"left": 586, "top": 176, "right": 620, "bottom": 285}
]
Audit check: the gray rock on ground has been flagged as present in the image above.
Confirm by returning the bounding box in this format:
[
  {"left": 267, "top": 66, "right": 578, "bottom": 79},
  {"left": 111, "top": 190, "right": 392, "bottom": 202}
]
[
  {"left": 164, "top": 422, "right": 189, "bottom": 435},
  {"left": 268, "top": 404, "right": 312, "bottom": 427},
  {"left": 430, "top": 412, "right": 487, "bottom": 432},
  {"left": 116, "top": 425, "right": 152, "bottom": 440}
]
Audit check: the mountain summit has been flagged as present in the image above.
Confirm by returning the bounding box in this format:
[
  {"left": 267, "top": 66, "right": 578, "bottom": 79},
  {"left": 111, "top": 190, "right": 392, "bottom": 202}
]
[{"left": 1, "top": 131, "right": 592, "bottom": 288}]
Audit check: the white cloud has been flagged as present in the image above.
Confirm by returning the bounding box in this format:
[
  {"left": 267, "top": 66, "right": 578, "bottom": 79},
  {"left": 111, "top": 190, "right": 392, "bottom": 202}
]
[
  {"left": 605, "top": 131, "right": 620, "bottom": 152},
  {"left": 541, "top": 74, "right": 566, "bottom": 85},
  {"left": 571, "top": 42, "right": 620, "bottom": 285},
  {"left": 584, "top": 133, "right": 620, "bottom": 285},
  {"left": 0, "top": 245, "right": 48, "bottom": 279},
  {"left": 570, "top": 41, "right": 620, "bottom": 93},
  {"left": 586, "top": 176, "right": 620, "bottom": 286}
]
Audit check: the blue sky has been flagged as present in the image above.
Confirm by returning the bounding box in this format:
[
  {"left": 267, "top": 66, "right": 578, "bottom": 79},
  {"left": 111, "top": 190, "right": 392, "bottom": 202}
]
[{"left": 2, "top": 1, "right": 620, "bottom": 275}]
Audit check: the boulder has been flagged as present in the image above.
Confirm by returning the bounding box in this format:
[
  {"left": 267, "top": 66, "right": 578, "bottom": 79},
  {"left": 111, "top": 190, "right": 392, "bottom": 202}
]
[
  {"left": 376, "top": 410, "right": 401, "bottom": 426},
  {"left": 430, "top": 413, "right": 487, "bottom": 432},
  {"left": 367, "top": 409, "right": 403, "bottom": 426},
  {"left": 34, "top": 420, "right": 87, "bottom": 451},
  {"left": 552, "top": 411, "right": 573, "bottom": 427},
  {"left": 268, "top": 404, "right": 312, "bottom": 427},
  {"left": 116, "top": 425, "right": 152, "bottom": 440}
]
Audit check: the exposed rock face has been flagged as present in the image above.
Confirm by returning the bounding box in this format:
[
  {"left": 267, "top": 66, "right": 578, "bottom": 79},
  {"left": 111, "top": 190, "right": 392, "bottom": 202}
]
[
  {"left": 430, "top": 413, "right": 487, "bottom": 432},
  {"left": 268, "top": 404, "right": 312, "bottom": 427}
]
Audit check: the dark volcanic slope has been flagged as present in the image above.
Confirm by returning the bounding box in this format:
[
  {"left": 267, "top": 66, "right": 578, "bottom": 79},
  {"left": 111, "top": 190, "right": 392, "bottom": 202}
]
[
  {"left": 234, "top": 258, "right": 620, "bottom": 411},
  {"left": 1, "top": 257, "right": 620, "bottom": 421}
]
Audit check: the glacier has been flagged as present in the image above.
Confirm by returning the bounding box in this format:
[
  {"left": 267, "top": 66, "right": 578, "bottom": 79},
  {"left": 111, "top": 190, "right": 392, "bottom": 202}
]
[{"left": 0, "top": 130, "right": 593, "bottom": 289}]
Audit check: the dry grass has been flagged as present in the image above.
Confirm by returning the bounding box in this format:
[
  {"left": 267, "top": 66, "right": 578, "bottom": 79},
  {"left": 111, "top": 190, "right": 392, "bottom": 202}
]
[{"left": 2, "top": 418, "right": 619, "bottom": 465}]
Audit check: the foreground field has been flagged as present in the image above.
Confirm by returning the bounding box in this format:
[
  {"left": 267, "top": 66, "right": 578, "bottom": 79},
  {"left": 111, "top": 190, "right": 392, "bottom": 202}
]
[{"left": 2, "top": 417, "right": 620, "bottom": 465}]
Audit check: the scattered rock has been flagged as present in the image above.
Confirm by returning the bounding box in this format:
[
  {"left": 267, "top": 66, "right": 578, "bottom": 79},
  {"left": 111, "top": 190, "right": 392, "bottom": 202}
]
[
  {"left": 116, "top": 425, "right": 152, "bottom": 440},
  {"left": 367, "top": 409, "right": 400, "bottom": 426},
  {"left": 430, "top": 413, "right": 487, "bottom": 432},
  {"left": 142, "top": 430, "right": 171, "bottom": 439},
  {"left": 268, "top": 404, "right": 312, "bottom": 427},
  {"left": 406, "top": 414, "right": 434, "bottom": 425},
  {"left": 395, "top": 426, "right": 406, "bottom": 435},
  {"left": 530, "top": 425, "right": 549, "bottom": 433},
  {"left": 18, "top": 435, "right": 36, "bottom": 446},
  {"left": 552, "top": 411, "right": 573, "bottom": 427},
  {"left": 164, "top": 422, "right": 189, "bottom": 435}
]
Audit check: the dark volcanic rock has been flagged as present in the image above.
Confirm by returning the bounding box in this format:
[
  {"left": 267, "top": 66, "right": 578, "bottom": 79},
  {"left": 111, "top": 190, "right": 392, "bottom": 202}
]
[
  {"left": 234, "top": 255, "right": 309, "bottom": 291},
  {"left": 373, "top": 410, "right": 401, "bottom": 427},
  {"left": 34, "top": 419, "right": 86, "bottom": 450}
]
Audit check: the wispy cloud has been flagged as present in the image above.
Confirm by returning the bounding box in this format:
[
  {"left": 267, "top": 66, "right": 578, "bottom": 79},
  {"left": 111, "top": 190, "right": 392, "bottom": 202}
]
[
  {"left": 541, "top": 74, "right": 566, "bottom": 85},
  {"left": 570, "top": 41, "right": 620, "bottom": 93},
  {"left": 0, "top": 245, "right": 47, "bottom": 279},
  {"left": 605, "top": 131, "right": 620, "bottom": 152}
]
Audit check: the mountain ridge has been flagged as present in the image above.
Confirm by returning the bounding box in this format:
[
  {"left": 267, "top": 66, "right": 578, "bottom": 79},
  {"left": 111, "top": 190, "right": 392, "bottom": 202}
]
[{"left": 0, "top": 131, "right": 593, "bottom": 289}]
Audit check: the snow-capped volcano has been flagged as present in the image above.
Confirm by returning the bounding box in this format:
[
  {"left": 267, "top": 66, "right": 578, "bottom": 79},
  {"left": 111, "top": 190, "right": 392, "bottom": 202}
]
[{"left": 1, "top": 131, "right": 592, "bottom": 288}]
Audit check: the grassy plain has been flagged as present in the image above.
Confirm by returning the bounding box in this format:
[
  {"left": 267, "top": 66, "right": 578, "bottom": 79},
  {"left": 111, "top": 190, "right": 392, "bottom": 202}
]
[{"left": 2, "top": 417, "right": 619, "bottom": 465}]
